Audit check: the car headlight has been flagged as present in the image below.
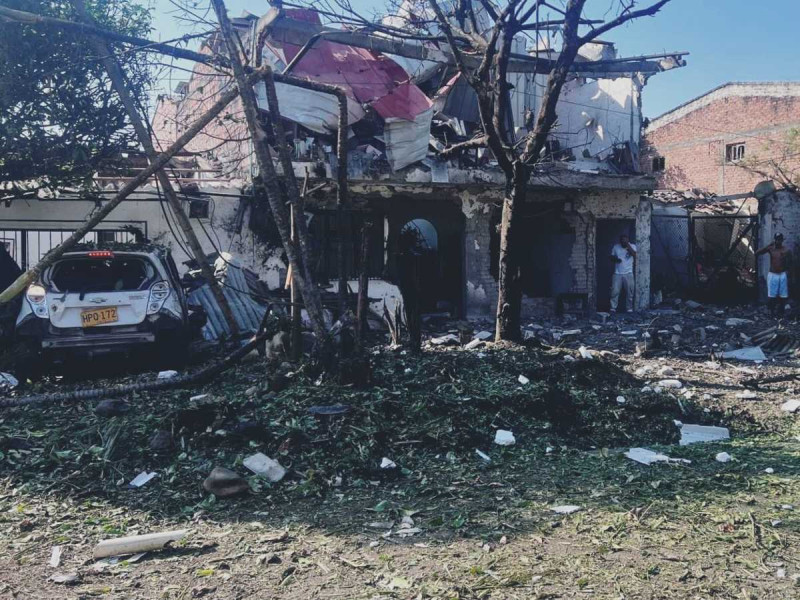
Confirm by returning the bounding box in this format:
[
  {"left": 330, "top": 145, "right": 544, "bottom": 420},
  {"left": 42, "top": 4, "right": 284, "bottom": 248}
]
[
  {"left": 26, "top": 284, "right": 49, "bottom": 318},
  {"left": 147, "top": 281, "right": 171, "bottom": 315}
]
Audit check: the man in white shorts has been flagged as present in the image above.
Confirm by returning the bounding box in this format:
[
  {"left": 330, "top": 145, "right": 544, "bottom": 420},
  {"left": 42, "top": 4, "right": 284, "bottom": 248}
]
[{"left": 756, "top": 233, "right": 791, "bottom": 317}]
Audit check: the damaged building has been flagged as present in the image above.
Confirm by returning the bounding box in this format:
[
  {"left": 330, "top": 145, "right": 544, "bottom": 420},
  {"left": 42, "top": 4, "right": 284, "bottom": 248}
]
[{"left": 2, "top": 7, "right": 687, "bottom": 318}]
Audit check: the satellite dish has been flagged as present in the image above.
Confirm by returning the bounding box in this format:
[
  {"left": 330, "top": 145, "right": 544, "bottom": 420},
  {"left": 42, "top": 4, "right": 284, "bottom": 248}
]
[{"left": 754, "top": 180, "right": 776, "bottom": 200}]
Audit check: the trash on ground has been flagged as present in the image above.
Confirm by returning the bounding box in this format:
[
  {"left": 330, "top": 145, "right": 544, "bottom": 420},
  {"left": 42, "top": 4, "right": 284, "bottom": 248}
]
[
  {"left": 464, "top": 338, "right": 484, "bottom": 350},
  {"left": 620, "top": 330, "right": 638, "bottom": 336},
  {"left": 203, "top": 467, "right": 250, "bottom": 498},
  {"left": 129, "top": 471, "right": 158, "bottom": 488},
  {"left": 475, "top": 449, "right": 491, "bottom": 462},
  {"left": 780, "top": 400, "right": 800, "bottom": 413},
  {"left": 380, "top": 457, "right": 397, "bottom": 469},
  {"left": 624, "top": 448, "right": 691, "bottom": 465},
  {"left": 658, "top": 379, "right": 683, "bottom": 389},
  {"left": 765, "top": 467, "right": 775, "bottom": 474},
  {"left": 243, "top": 453, "right": 286, "bottom": 482},
  {"left": 726, "top": 318, "right": 753, "bottom": 326},
  {"left": 715, "top": 452, "right": 732, "bottom": 463},
  {"left": 494, "top": 429, "right": 516, "bottom": 446},
  {"left": 551, "top": 505, "right": 582, "bottom": 514},
  {"left": 679, "top": 424, "right": 730, "bottom": 445},
  {"left": 616, "top": 395, "right": 626, "bottom": 404},
  {"left": 49, "top": 572, "right": 80, "bottom": 585},
  {"left": 49, "top": 545, "right": 62, "bottom": 568},
  {"left": 93, "top": 529, "right": 188, "bottom": 559},
  {"left": 190, "top": 394, "right": 209, "bottom": 402},
  {"left": 735, "top": 390, "right": 758, "bottom": 400},
  {"left": 157, "top": 370, "right": 179, "bottom": 380},
  {"left": 518, "top": 374, "right": 530, "bottom": 385},
  {"left": 0, "top": 372, "right": 19, "bottom": 390},
  {"left": 430, "top": 334, "right": 459, "bottom": 346},
  {"left": 719, "top": 346, "right": 767, "bottom": 361},
  {"left": 578, "top": 346, "right": 595, "bottom": 359}
]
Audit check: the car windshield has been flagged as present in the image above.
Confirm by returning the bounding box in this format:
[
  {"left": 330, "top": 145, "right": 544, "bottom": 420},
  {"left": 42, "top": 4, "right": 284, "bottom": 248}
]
[{"left": 49, "top": 256, "right": 155, "bottom": 293}]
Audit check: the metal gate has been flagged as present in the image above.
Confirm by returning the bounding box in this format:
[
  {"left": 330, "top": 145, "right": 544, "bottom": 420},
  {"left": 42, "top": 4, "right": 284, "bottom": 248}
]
[
  {"left": 651, "top": 213, "right": 758, "bottom": 302},
  {"left": 0, "top": 227, "right": 144, "bottom": 270}
]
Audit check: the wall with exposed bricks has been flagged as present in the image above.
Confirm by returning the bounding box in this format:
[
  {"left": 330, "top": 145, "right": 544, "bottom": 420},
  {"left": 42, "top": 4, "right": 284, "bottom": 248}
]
[{"left": 640, "top": 84, "right": 800, "bottom": 195}]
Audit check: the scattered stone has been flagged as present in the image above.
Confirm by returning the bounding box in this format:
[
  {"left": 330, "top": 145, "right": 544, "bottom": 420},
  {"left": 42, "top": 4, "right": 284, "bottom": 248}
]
[
  {"left": 781, "top": 400, "right": 800, "bottom": 413},
  {"left": 591, "top": 325, "right": 602, "bottom": 331},
  {"left": 616, "top": 395, "right": 626, "bottom": 404},
  {"left": 149, "top": 430, "right": 173, "bottom": 452},
  {"left": 430, "top": 334, "right": 459, "bottom": 346},
  {"left": 658, "top": 366, "right": 676, "bottom": 377},
  {"left": 765, "top": 468, "right": 775, "bottom": 474},
  {"left": 726, "top": 318, "right": 753, "bottom": 327},
  {"left": 641, "top": 385, "right": 653, "bottom": 393},
  {"left": 735, "top": 390, "right": 758, "bottom": 400},
  {"left": 715, "top": 452, "right": 732, "bottom": 463},
  {"left": 494, "top": 430, "right": 516, "bottom": 446},
  {"left": 464, "top": 338, "right": 485, "bottom": 350},
  {"left": 203, "top": 467, "right": 250, "bottom": 498},
  {"left": 157, "top": 370, "right": 179, "bottom": 380},
  {"left": 670, "top": 334, "right": 681, "bottom": 345},
  {"left": 94, "top": 399, "right": 130, "bottom": 418},
  {"left": 518, "top": 374, "right": 530, "bottom": 385},
  {"left": 49, "top": 573, "right": 80, "bottom": 585},
  {"left": 563, "top": 355, "right": 576, "bottom": 362},
  {"left": 685, "top": 300, "right": 703, "bottom": 309},
  {"left": 673, "top": 324, "right": 683, "bottom": 333},
  {"left": 705, "top": 325, "right": 720, "bottom": 331},
  {"left": 243, "top": 453, "right": 286, "bottom": 482},
  {"left": 625, "top": 447, "right": 691, "bottom": 465},
  {"left": 551, "top": 505, "right": 582, "bottom": 515},
  {"left": 49, "top": 546, "right": 62, "bottom": 568},
  {"left": 658, "top": 379, "right": 682, "bottom": 389},
  {"left": 245, "top": 386, "right": 259, "bottom": 397},
  {"left": 694, "top": 327, "right": 707, "bottom": 341},
  {"left": 635, "top": 366, "right": 652, "bottom": 377},
  {"left": 578, "top": 346, "right": 595, "bottom": 360},
  {"left": 0, "top": 372, "right": 19, "bottom": 390},
  {"left": 380, "top": 457, "right": 397, "bottom": 469}
]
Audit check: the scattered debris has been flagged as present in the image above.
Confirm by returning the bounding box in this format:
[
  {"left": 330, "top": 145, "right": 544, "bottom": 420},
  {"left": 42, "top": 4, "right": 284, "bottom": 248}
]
[
  {"left": 679, "top": 424, "right": 730, "bottom": 445},
  {"left": 474, "top": 331, "right": 492, "bottom": 341},
  {"left": 149, "top": 430, "right": 174, "bottom": 452},
  {"left": 93, "top": 530, "right": 188, "bottom": 559},
  {"left": 578, "top": 346, "right": 595, "bottom": 360},
  {"left": 49, "top": 546, "right": 62, "bottom": 568},
  {"left": 0, "top": 372, "right": 19, "bottom": 390},
  {"left": 430, "top": 334, "right": 459, "bottom": 346},
  {"left": 726, "top": 318, "right": 753, "bottom": 327},
  {"left": 464, "top": 338, "right": 484, "bottom": 350},
  {"left": 765, "top": 468, "right": 775, "bottom": 474},
  {"left": 781, "top": 400, "right": 800, "bottom": 413},
  {"left": 380, "top": 457, "right": 397, "bottom": 469},
  {"left": 624, "top": 448, "right": 690, "bottom": 465},
  {"left": 129, "top": 471, "right": 158, "bottom": 488},
  {"left": 49, "top": 573, "right": 80, "bottom": 585},
  {"left": 494, "top": 430, "right": 516, "bottom": 446},
  {"left": 685, "top": 300, "right": 703, "bottom": 309},
  {"left": 620, "top": 330, "right": 638, "bottom": 336},
  {"left": 715, "top": 452, "right": 732, "bottom": 463},
  {"left": 616, "top": 395, "right": 626, "bottom": 404},
  {"left": 518, "top": 374, "right": 530, "bottom": 385},
  {"left": 735, "top": 390, "right": 759, "bottom": 400},
  {"left": 719, "top": 346, "right": 766, "bottom": 361},
  {"left": 658, "top": 379, "right": 683, "bottom": 389},
  {"left": 203, "top": 467, "right": 250, "bottom": 498},
  {"left": 551, "top": 505, "right": 582, "bottom": 515},
  {"left": 658, "top": 366, "right": 676, "bottom": 377},
  {"left": 475, "top": 449, "right": 491, "bottom": 462},
  {"left": 243, "top": 453, "right": 286, "bottom": 482},
  {"left": 157, "top": 370, "right": 179, "bottom": 380}
]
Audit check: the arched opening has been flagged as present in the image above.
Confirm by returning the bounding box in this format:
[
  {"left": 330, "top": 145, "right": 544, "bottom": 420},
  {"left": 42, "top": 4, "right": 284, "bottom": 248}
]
[{"left": 398, "top": 219, "right": 442, "bottom": 313}]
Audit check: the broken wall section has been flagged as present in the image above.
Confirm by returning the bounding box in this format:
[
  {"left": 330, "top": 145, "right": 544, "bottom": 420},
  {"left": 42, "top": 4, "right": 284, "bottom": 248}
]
[{"left": 758, "top": 189, "right": 800, "bottom": 301}]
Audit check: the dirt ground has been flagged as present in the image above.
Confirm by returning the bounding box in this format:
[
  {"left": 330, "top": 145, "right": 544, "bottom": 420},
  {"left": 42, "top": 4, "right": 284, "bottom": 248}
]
[{"left": 2, "top": 302, "right": 800, "bottom": 599}]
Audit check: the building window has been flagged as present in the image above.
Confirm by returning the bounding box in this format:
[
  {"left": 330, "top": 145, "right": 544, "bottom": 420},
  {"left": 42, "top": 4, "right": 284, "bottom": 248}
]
[
  {"left": 726, "top": 142, "right": 746, "bottom": 163},
  {"left": 652, "top": 156, "right": 666, "bottom": 172},
  {"left": 189, "top": 198, "right": 210, "bottom": 219}
]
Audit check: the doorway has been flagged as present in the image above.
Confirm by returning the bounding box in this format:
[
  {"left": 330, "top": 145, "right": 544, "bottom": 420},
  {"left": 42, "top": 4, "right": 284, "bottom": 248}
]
[{"left": 596, "top": 219, "right": 635, "bottom": 311}]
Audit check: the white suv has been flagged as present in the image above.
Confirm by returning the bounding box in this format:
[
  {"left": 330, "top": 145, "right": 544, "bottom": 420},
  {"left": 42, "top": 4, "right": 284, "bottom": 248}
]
[{"left": 15, "top": 244, "right": 202, "bottom": 370}]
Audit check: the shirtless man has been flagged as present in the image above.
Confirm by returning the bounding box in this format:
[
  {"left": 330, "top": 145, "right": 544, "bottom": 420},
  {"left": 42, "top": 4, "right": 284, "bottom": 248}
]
[{"left": 756, "top": 233, "right": 791, "bottom": 317}]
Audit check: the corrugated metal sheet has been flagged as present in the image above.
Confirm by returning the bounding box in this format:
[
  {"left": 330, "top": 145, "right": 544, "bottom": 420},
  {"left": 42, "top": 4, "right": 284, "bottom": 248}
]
[{"left": 188, "top": 254, "right": 269, "bottom": 341}]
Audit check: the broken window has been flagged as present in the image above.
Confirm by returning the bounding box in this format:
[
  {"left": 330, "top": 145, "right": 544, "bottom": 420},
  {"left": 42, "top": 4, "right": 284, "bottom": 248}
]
[
  {"left": 725, "top": 143, "right": 746, "bottom": 163},
  {"left": 189, "top": 198, "right": 210, "bottom": 219},
  {"left": 48, "top": 257, "right": 155, "bottom": 293},
  {"left": 651, "top": 156, "right": 665, "bottom": 172}
]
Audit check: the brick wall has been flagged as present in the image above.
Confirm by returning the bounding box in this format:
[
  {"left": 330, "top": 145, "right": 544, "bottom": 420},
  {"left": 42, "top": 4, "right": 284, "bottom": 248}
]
[{"left": 641, "top": 90, "right": 800, "bottom": 195}]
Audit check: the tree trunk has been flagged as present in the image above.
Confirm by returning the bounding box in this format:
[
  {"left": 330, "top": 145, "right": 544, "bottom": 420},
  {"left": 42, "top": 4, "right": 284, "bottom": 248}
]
[
  {"left": 495, "top": 161, "right": 526, "bottom": 341},
  {"left": 210, "top": 0, "right": 329, "bottom": 341},
  {"left": 77, "top": 17, "right": 240, "bottom": 336},
  {"left": 0, "top": 72, "right": 255, "bottom": 305}
]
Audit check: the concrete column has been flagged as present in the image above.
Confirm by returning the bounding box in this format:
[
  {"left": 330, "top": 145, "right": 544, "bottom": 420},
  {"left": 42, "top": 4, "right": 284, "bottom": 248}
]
[{"left": 634, "top": 197, "right": 652, "bottom": 310}]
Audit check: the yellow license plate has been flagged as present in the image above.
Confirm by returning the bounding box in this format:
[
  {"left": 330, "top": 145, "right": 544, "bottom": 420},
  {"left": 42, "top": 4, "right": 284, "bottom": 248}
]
[{"left": 81, "top": 307, "right": 118, "bottom": 327}]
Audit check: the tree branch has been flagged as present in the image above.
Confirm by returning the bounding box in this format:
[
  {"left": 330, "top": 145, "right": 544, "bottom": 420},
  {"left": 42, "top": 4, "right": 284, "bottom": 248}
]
[{"left": 580, "top": 0, "right": 671, "bottom": 43}]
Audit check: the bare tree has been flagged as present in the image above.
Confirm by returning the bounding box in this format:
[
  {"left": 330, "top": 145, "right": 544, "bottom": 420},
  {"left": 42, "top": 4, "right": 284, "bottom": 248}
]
[{"left": 739, "top": 127, "right": 800, "bottom": 192}]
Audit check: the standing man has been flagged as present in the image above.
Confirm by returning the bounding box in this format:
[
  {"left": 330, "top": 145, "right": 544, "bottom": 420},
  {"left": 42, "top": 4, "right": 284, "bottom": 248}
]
[
  {"left": 610, "top": 234, "right": 637, "bottom": 313},
  {"left": 756, "top": 233, "right": 791, "bottom": 317}
]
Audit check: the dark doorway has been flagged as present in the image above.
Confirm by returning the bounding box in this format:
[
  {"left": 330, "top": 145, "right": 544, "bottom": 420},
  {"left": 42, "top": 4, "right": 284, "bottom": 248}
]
[{"left": 596, "top": 219, "right": 635, "bottom": 311}]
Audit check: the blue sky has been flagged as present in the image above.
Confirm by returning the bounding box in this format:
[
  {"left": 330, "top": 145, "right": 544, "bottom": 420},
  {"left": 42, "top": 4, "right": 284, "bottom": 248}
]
[{"left": 151, "top": 0, "right": 800, "bottom": 118}]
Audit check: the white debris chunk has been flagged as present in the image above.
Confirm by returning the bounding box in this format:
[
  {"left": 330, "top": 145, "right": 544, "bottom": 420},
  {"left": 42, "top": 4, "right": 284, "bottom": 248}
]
[
  {"left": 620, "top": 330, "right": 638, "bottom": 336},
  {"left": 725, "top": 318, "right": 753, "bottom": 326},
  {"left": 475, "top": 449, "right": 491, "bottom": 462},
  {"left": 616, "top": 396, "right": 626, "bottom": 405},
  {"left": 658, "top": 366, "right": 676, "bottom": 377},
  {"left": 781, "top": 400, "right": 800, "bottom": 413},
  {"left": 578, "top": 346, "right": 595, "bottom": 360},
  {"left": 0, "top": 372, "right": 19, "bottom": 389},
  {"left": 518, "top": 374, "right": 530, "bottom": 385},
  {"left": 189, "top": 394, "right": 209, "bottom": 402},
  {"left": 715, "top": 452, "right": 732, "bottom": 463},
  {"left": 551, "top": 505, "right": 582, "bottom": 515},
  {"left": 49, "top": 546, "right": 62, "bottom": 568},
  {"left": 380, "top": 457, "right": 397, "bottom": 469},
  {"left": 157, "top": 370, "right": 179, "bottom": 380},
  {"left": 494, "top": 430, "right": 516, "bottom": 446},
  {"left": 243, "top": 453, "right": 286, "bottom": 482},
  {"left": 658, "top": 379, "right": 683, "bottom": 389},
  {"left": 735, "top": 390, "right": 758, "bottom": 400},
  {"left": 464, "top": 338, "right": 484, "bottom": 350},
  {"left": 679, "top": 424, "right": 730, "bottom": 445},
  {"left": 765, "top": 468, "right": 775, "bottom": 474},
  {"left": 625, "top": 448, "right": 691, "bottom": 465},
  {"left": 430, "top": 334, "right": 459, "bottom": 345},
  {"left": 720, "top": 346, "right": 767, "bottom": 361},
  {"left": 129, "top": 471, "right": 158, "bottom": 488},
  {"left": 475, "top": 331, "right": 493, "bottom": 340},
  {"left": 563, "top": 355, "right": 576, "bottom": 362},
  {"left": 635, "top": 366, "right": 652, "bottom": 377}
]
